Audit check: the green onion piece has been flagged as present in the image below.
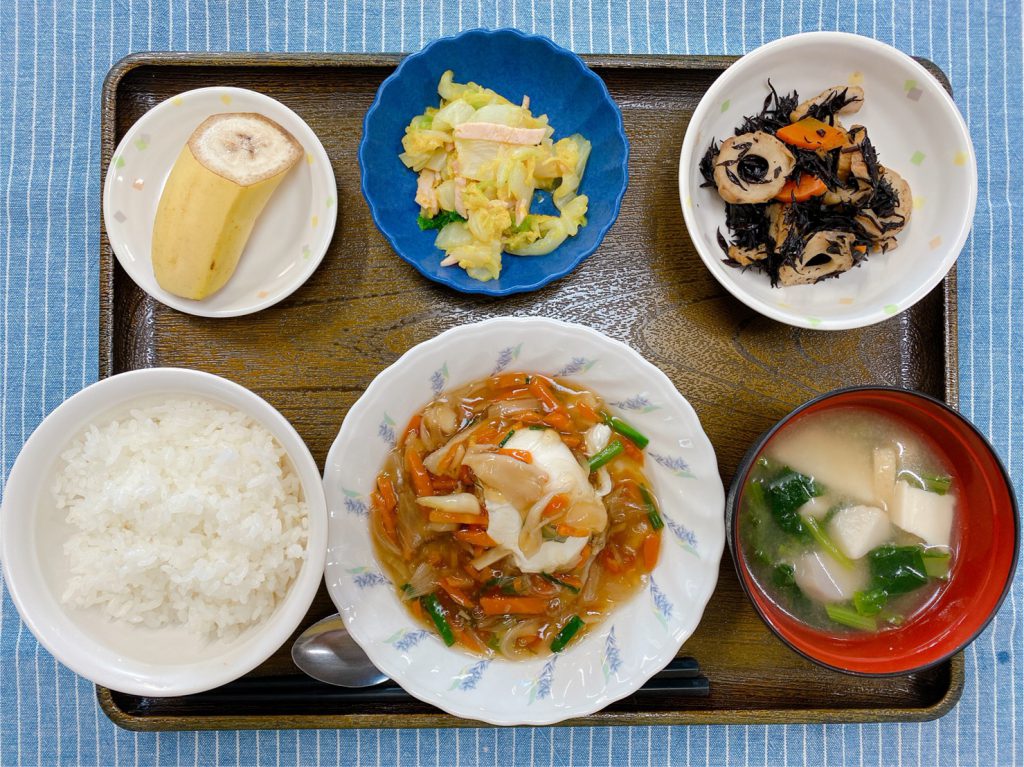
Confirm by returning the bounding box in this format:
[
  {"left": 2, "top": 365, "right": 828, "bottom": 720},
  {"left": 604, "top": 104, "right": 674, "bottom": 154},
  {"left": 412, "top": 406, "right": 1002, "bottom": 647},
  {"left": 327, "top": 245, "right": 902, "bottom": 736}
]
[
  {"left": 550, "top": 615, "right": 586, "bottom": 653},
  {"left": 416, "top": 209, "right": 467, "bottom": 231},
  {"left": 603, "top": 414, "right": 650, "bottom": 449},
  {"left": 497, "top": 430, "right": 516, "bottom": 448},
  {"left": 541, "top": 526, "right": 568, "bottom": 542},
  {"left": 802, "top": 515, "right": 854, "bottom": 569},
  {"left": 897, "top": 470, "right": 953, "bottom": 495},
  {"left": 540, "top": 573, "right": 580, "bottom": 594},
  {"left": 826, "top": 603, "right": 877, "bottom": 631},
  {"left": 528, "top": 424, "right": 547, "bottom": 431},
  {"left": 639, "top": 486, "right": 664, "bottom": 531},
  {"left": 420, "top": 594, "right": 456, "bottom": 647},
  {"left": 922, "top": 550, "right": 952, "bottom": 579},
  {"left": 588, "top": 441, "right": 624, "bottom": 472},
  {"left": 853, "top": 588, "right": 888, "bottom": 616}
]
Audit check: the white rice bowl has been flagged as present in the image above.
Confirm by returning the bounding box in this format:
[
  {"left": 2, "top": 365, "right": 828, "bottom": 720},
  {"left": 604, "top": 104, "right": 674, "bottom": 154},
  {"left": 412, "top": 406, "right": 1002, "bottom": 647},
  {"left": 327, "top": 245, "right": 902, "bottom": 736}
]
[{"left": 1, "top": 368, "right": 327, "bottom": 696}]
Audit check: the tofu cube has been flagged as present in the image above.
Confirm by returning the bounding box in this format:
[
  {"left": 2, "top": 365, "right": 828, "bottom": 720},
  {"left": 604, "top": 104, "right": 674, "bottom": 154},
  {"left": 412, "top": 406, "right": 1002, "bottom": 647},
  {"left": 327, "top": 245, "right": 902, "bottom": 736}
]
[
  {"left": 827, "top": 505, "right": 892, "bottom": 560},
  {"left": 889, "top": 480, "right": 955, "bottom": 548}
]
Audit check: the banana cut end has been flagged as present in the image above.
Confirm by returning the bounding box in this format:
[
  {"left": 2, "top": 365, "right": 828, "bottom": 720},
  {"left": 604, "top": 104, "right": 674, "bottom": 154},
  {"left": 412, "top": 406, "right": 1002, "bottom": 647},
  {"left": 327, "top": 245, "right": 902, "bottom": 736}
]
[{"left": 188, "top": 112, "right": 303, "bottom": 186}]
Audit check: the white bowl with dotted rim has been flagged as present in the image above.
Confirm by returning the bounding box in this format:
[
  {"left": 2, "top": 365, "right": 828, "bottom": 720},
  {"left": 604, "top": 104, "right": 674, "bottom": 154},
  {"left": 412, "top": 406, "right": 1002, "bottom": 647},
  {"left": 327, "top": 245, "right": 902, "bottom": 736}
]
[
  {"left": 102, "top": 86, "right": 337, "bottom": 317},
  {"left": 322, "top": 317, "right": 725, "bottom": 726},
  {"left": 678, "top": 32, "right": 977, "bottom": 330}
]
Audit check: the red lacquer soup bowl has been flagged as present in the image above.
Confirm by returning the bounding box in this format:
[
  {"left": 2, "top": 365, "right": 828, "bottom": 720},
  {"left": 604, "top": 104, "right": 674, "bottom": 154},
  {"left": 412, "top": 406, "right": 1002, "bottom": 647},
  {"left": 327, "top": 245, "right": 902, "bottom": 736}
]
[{"left": 726, "top": 387, "right": 1019, "bottom": 676}]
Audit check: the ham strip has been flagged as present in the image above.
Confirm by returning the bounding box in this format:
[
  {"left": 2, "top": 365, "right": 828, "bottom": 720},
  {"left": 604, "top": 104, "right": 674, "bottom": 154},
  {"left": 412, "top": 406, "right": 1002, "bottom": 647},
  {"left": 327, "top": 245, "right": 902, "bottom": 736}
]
[{"left": 453, "top": 122, "right": 546, "bottom": 145}]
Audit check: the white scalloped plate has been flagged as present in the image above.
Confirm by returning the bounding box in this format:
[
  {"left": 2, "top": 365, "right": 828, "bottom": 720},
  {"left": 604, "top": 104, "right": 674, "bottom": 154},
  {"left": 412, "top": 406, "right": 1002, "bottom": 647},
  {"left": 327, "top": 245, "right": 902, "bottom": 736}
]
[
  {"left": 323, "top": 317, "right": 725, "bottom": 726},
  {"left": 102, "top": 86, "right": 337, "bottom": 317},
  {"left": 679, "top": 32, "right": 977, "bottom": 330}
]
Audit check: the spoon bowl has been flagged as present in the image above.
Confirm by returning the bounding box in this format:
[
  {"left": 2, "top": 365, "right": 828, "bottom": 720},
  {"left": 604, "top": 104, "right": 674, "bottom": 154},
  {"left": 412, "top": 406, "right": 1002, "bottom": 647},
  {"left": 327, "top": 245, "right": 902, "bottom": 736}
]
[{"left": 291, "top": 614, "right": 390, "bottom": 688}]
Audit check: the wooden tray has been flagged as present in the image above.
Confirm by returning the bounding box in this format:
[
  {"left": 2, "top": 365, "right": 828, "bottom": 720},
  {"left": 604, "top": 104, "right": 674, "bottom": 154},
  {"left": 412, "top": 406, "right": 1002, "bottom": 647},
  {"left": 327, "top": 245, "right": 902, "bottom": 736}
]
[{"left": 97, "top": 52, "right": 962, "bottom": 730}]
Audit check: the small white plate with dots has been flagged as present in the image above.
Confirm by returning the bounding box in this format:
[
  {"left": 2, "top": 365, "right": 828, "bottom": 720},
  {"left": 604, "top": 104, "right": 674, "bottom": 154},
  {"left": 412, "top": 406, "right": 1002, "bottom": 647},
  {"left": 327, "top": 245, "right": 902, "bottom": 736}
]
[{"left": 103, "top": 86, "right": 337, "bottom": 318}]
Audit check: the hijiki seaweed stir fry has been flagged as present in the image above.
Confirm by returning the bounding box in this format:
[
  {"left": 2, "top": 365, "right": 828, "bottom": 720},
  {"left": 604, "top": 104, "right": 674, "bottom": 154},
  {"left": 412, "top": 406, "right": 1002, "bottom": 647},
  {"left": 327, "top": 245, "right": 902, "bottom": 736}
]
[{"left": 700, "top": 84, "right": 913, "bottom": 286}]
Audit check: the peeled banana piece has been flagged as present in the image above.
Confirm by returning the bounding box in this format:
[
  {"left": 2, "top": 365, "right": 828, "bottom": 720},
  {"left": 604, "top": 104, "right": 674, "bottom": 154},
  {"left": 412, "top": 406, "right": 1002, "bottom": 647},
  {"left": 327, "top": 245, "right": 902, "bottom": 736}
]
[{"left": 151, "top": 113, "right": 303, "bottom": 300}]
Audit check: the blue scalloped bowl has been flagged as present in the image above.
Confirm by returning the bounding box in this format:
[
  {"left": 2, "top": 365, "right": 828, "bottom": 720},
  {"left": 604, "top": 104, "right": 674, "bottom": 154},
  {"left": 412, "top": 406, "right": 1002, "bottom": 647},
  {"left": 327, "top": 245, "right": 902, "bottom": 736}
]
[{"left": 359, "top": 28, "right": 629, "bottom": 296}]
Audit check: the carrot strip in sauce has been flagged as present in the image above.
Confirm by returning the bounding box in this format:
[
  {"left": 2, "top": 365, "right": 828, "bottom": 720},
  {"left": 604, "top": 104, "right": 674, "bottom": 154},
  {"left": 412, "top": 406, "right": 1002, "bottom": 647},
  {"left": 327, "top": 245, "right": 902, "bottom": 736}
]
[
  {"left": 473, "top": 425, "right": 503, "bottom": 445},
  {"left": 574, "top": 401, "right": 600, "bottom": 423},
  {"left": 497, "top": 448, "right": 533, "bottom": 463},
  {"left": 572, "top": 544, "right": 592, "bottom": 571},
  {"left": 403, "top": 413, "right": 422, "bottom": 439},
  {"left": 528, "top": 377, "right": 562, "bottom": 412},
  {"left": 556, "top": 523, "right": 591, "bottom": 538},
  {"left": 454, "top": 528, "right": 497, "bottom": 547},
  {"left": 480, "top": 596, "right": 550, "bottom": 615},
  {"left": 430, "top": 475, "right": 458, "bottom": 494},
  {"left": 459, "top": 464, "right": 475, "bottom": 486},
  {"left": 428, "top": 510, "right": 487, "bottom": 525},
  {"left": 642, "top": 534, "right": 661, "bottom": 572},
  {"left": 405, "top": 446, "right": 434, "bottom": 497},
  {"left": 542, "top": 494, "right": 570, "bottom": 519},
  {"left": 560, "top": 434, "right": 582, "bottom": 449},
  {"left": 376, "top": 475, "right": 398, "bottom": 512},
  {"left": 490, "top": 372, "right": 530, "bottom": 389},
  {"left": 619, "top": 436, "right": 645, "bottom": 465},
  {"left": 439, "top": 579, "right": 474, "bottom": 609},
  {"left": 599, "top": 546, "right": 626, "bottom": 574},
  {"left": 542, "top": 410, "right": 572, "bottom": 431},
  {"left": 452, "top": 624, "right": 489, "bottom": 654}
]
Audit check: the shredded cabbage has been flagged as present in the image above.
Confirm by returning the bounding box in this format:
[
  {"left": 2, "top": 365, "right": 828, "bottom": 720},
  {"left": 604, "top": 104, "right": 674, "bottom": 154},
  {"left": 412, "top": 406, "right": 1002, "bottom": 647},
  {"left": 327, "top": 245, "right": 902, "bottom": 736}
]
[{"left": 399, "top": 70, "right": 592, "bottom": 282}]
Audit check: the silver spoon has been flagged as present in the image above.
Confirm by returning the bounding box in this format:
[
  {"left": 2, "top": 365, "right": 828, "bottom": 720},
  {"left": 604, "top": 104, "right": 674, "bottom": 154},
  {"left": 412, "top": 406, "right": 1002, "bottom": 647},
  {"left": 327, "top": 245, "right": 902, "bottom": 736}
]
[{"left": 291, "top": 613, "right": 390, "bottom": 687}]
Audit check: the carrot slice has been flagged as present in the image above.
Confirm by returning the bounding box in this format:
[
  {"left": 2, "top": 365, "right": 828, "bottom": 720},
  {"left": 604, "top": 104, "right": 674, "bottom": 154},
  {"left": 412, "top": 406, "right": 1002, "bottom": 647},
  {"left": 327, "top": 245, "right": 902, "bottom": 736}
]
[
  {"left": 542, "top": 410, "right": 572, "bottom": 431},
  {"left": 776, "top": 117, "right": 847, "bottom": 151},
  {"left": 376, "top": 475, "right": 398, "bottom": 512},
  {"left": 774, "top": 174, "right": 827, "bottom": 203},
  {"left": 573, "top": 544, "right": 592, "bottom": 572},
  {"left": 454, "top": 528, "right": 498, "bottom": 548},
  {"left": 498, "top": 448, "right": 533, "bottom": 463},
  {"left": 428, "top": 510, "right": 487, "bottom": 525},
  {"left": 618, "top": 436, "right": 645, "bottom": 465},
  {"left": 405, "top": 446, "right": 434, "bottom": 497},
  {"left": 480, "top": 596, "right": 550, "bottom": 615},
  {"left": 542, "top": 494, "right": 571, "bottom": 519},
  {"left": 430, "top": 475, "right": 458, "bottom": 494},
  {"left": 528, "top": 377, "right": 562, "bottom": 412},
  {"left": 473, "top": 425, "right": 503, "bottom": 445},
  {"left": 404, "top": 413, "right": 422, "bottom": 439},
  {"left": 490, "top": 372, "right": 530, "bottom": 390},
  {"left": 556, "top": 523, "right": 591, "bottom": 538},
  {"left": 560, "top": 434, "right": 582, "bottom": 449},
  {"left": 643, "top": 534, "right": 661, "bottom": 572},
  {"left": 439, "top": 580, "right": 474, "bottom": 609},
  {"left": 573, "top": 401, "right": 600, "bottom": 423}
]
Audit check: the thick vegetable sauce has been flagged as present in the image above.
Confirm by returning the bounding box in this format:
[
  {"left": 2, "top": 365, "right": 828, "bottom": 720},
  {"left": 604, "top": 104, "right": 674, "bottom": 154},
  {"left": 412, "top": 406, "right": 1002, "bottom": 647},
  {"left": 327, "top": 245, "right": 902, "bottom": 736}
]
[{"left": 369, "top": 373, "right": 663, "bottom": 658}]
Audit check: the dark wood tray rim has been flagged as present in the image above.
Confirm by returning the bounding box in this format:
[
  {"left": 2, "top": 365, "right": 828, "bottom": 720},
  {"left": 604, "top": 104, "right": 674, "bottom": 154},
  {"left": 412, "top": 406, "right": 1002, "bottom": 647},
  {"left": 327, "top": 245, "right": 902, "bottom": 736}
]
[{"left": 96, "top": 51, "right": 963, "bottom": 731}]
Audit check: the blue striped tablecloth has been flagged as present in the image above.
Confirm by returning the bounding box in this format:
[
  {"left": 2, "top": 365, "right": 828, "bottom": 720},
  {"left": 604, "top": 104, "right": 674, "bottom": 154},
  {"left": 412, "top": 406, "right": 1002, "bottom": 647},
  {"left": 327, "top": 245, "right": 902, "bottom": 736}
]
[{"left": 1, "top": 2, "right": 1020, "bottom": 765}]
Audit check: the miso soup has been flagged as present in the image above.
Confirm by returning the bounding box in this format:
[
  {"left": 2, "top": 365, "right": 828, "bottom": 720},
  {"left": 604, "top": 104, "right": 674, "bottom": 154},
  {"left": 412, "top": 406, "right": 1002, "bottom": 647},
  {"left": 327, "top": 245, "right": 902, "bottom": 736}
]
[{"left": 740, "top": 407, "right": 957, "bottom": 634}]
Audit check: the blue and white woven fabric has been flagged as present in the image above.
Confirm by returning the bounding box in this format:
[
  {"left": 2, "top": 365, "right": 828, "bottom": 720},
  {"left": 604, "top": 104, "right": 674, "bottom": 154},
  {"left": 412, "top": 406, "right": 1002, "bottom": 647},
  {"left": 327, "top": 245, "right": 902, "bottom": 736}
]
[{"left": 1, "top": 2, "right": 1020, "bottom": 765}]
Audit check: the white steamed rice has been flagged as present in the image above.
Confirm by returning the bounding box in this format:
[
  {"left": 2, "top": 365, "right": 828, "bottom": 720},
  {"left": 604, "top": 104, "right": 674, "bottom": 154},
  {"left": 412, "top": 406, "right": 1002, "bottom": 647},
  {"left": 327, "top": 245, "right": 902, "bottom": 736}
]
[{"left": 53, "top": 398, "right": 308, "bottom": 639}]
